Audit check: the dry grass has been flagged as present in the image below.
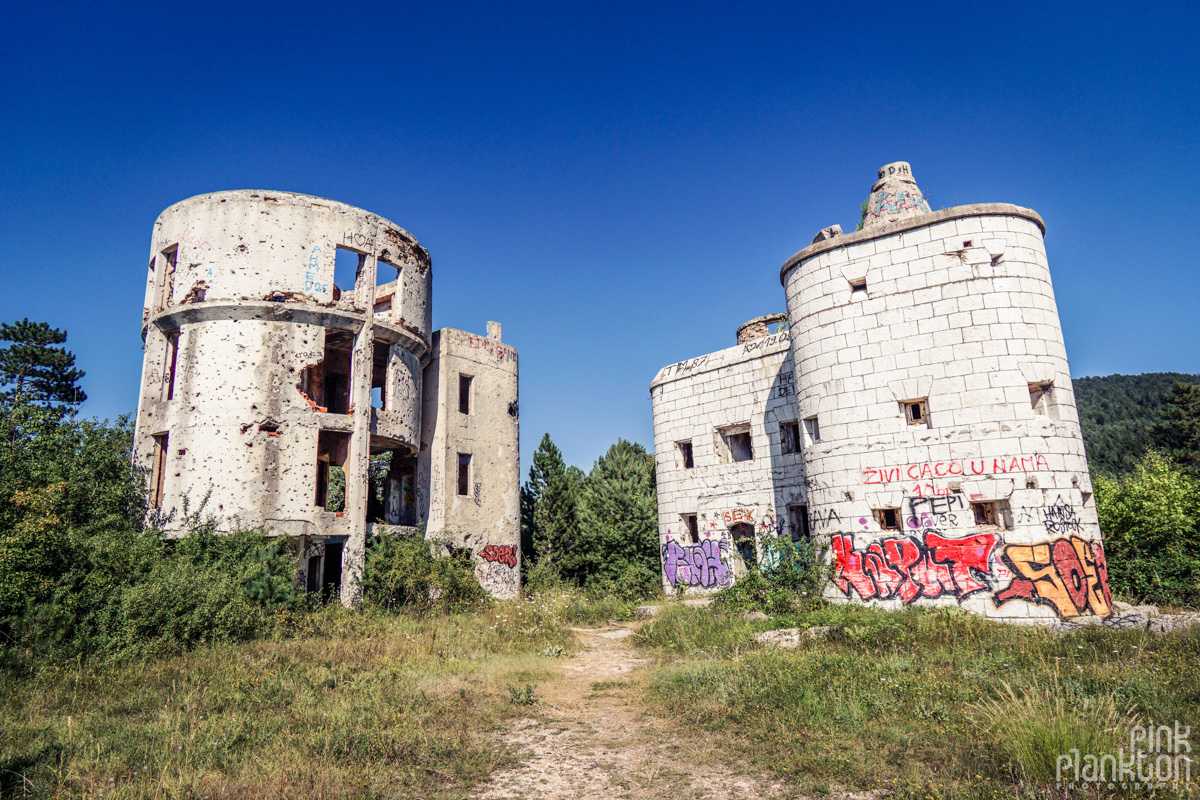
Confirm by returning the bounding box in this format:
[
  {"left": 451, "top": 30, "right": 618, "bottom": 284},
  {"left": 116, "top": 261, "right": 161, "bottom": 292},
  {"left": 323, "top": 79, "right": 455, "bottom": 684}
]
[{"left": 1, "top": 600, "right": 576, "bottom": 799}]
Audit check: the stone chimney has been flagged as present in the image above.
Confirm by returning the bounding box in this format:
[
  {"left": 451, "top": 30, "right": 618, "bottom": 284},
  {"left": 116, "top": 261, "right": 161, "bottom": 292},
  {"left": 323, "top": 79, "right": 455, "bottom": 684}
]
[{"left": 862, "top": 161, "right": 932, "bottom": 230}]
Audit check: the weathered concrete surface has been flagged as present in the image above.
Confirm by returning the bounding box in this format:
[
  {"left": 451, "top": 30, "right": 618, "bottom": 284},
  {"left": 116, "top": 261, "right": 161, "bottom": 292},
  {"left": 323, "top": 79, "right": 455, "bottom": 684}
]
[
  {"left": 133, "top": 190, "right": 518, "bottom": 604},
  {"left": 861, "top": 161, "right": 932, "bottom": 230}
]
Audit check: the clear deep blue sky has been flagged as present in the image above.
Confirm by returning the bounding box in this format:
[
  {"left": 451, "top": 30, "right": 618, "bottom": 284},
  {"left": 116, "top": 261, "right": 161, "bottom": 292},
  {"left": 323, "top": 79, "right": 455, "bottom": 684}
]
[{"left": 2, "top": 1, "right": 1198, "bottom": 476}]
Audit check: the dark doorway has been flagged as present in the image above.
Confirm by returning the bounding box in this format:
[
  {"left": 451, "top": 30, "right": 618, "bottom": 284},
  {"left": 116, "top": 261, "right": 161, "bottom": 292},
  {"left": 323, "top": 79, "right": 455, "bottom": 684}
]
[
  {"left": 731, "top": 522, "right": 757, "bottom": 568},
  {"left": 322, "top": 541, "right": 344, "bottom": 601}
]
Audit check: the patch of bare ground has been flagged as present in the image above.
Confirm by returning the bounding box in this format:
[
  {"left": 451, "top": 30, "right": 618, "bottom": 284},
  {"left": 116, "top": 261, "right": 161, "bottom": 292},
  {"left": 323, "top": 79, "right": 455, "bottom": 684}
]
[{"left": 473, "top": 624, "right": 879, "bottom": 800}]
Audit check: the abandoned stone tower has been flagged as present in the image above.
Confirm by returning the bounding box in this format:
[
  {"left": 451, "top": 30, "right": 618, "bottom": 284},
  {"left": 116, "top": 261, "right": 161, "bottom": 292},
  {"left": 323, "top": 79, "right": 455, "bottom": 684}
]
[
  {"left": 652, "top": 163, "right": 1110, "bottom": 623},
  {"left": 133, "top": 191, "right": 520, "bottom": 603}
]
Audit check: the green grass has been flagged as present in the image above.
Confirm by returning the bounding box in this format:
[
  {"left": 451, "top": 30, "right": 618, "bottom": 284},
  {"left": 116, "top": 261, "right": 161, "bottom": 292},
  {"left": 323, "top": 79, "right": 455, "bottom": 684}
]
[
  {"left": 0, "top": 598, "right": 579, "bottom": 799},
  {"left": 635, "top": 604, "right": 1200, "bottom": 798}
]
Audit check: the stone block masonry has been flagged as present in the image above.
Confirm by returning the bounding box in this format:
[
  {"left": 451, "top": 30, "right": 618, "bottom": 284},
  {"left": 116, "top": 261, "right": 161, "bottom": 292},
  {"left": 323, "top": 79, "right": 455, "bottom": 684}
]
[
  {"left": 651, "top": 164, "right": 1108, "bottom": 623},
  {"left": 133, "top": 191, "right": 519, "bottom": 603}
]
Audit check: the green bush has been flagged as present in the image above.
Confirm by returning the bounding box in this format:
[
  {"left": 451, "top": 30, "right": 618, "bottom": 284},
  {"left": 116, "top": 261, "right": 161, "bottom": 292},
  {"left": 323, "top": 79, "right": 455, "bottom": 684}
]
[
  {"left": 1094, "top": 450, "right": 1200, "bottom": 607},
  {"left": 360, "top": 532, "right": 487, "bottom": 613},
  {"left": 711, "top": 535, "right": 827, "bottom": 614},
  {"left": 4, "top": 522, "right": 300, "bottom": 663}
]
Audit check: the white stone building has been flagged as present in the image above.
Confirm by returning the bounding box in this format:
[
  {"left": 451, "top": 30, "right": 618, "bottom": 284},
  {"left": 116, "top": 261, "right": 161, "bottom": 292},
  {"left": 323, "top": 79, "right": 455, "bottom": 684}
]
[
  {"left": 133, "top": 191, "right": 520, "bottom": 603},
  {"left": 652, "top": 164, "right": 1111, "bottom": 622}
]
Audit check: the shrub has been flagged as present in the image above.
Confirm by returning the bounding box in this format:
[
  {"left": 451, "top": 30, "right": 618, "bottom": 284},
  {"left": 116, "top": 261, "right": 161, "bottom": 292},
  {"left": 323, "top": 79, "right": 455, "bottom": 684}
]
[
  {"left": 1094, "top": 450, "right": 1200, "bottom": 607},
  {"left": 361, "top": 532, "right": 486, "bottom": 613},
  {"left": 711, "top": 535, "right": 828, "bottom": 614}
]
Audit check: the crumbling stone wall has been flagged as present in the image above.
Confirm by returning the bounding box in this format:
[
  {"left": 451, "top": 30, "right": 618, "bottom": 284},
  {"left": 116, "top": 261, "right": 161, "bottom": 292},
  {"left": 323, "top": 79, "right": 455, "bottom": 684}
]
[
  {"left": 133, "top": 191, "right": 518, "bottom": 604},
  {"left": 651, "top": 327, "right": 806, "bottom": 594},
  {"left": 417, "top": 325, "right": 521, "bottom": 598}
]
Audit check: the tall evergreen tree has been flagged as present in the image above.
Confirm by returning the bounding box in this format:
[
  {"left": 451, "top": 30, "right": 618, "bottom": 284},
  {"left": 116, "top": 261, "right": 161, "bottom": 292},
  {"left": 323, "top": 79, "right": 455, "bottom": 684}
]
[
  {"left": 0, "top": 318, "right": 86, "bottom": 414},
  {"left": 523, "top": 434, "right": 582, "bottom": 566},
  {"left": 1152, "top": 382, "right": 1200, "bottom": 471},
  {"left": 570, "top": 439, "right": 658, "bottom": 596}
]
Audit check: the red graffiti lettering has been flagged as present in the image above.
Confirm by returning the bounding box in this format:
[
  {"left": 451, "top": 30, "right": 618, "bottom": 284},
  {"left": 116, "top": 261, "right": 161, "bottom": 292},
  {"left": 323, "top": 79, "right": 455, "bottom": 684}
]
[
  {"left": 830, "top": 532, "right": 999, "bottom": 604},
  {"left": 479, "top": 544, "right": 518, "bottom": 568}
]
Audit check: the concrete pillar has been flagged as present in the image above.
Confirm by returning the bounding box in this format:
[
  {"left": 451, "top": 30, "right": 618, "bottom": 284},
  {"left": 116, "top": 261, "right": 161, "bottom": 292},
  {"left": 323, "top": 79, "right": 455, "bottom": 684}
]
[{"left": 341, "top": 257, "right": 378, "bottom": 607}]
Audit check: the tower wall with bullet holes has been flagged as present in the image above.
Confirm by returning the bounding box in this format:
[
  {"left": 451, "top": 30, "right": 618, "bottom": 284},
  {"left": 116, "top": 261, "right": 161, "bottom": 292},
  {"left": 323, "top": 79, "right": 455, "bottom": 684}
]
[{"left": 133, "top": 191, "right": 519, "bottom": 604}]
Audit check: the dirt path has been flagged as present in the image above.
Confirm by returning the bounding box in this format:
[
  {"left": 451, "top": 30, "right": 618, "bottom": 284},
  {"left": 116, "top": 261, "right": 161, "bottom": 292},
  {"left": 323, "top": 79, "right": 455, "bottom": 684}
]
[{"left": 472, "top": 624, "right": 791, "bottom": 800}]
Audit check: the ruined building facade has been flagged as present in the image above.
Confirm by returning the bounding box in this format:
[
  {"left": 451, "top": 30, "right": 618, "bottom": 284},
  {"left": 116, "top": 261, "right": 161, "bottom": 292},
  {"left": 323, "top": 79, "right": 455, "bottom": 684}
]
[
  {"left": 134, "top": 191, "right": 520, "bottom": 604},
  {"left": 652, "top": 163, "right": 1110, "bottom": 623}
]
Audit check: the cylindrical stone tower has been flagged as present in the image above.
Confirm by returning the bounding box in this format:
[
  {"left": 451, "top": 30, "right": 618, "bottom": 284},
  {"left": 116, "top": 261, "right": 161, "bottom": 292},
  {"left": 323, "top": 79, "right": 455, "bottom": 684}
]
[
  {"left": 779, "top": 164, "right": 1110, "bottom": 622},
  {"left": 133, "top": 191, "right": 432, "bottom": 605}
]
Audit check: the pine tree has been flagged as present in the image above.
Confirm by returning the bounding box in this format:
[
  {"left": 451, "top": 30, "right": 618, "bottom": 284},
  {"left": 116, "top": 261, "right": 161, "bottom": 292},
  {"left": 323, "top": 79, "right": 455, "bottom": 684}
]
[
  {"left": 1152, "top": 382, "right": 1200, "bottom": 471},
  {"left": 0, "top": 318, "right": 87, "bottom": 414},
  {"left": 523, "top": 434, "right": 582, "bottom": 566},
  {"left": 571, "top": 439, "right": 658, "bottom": 596}
]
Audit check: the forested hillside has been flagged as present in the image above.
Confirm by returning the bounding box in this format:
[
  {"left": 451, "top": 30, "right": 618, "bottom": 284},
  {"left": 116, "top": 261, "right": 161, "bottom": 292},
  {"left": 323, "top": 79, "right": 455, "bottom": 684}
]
[{"left": 1073, "top": 372, "right": 1200, "bottom": 476}]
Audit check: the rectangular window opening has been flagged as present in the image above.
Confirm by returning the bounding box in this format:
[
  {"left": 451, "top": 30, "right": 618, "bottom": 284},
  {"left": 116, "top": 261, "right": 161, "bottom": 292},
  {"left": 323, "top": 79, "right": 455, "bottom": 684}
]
[
  {"left": 904, "top": 399, "right": 929, "bottom": 427},
  {"left": 877, "top": 507, "right": 900, "bottom": 531},
  {"left": 375, "top": 256, "right": 400, "bottom": 287},
  {"left": 849, "top": 277, "right": 867, "bottom": 298},
  {"left": 457, "top": 453, "right": 471, "bottom": 496},
  {"left": 683, "top": 513, "right": 699, "bottom": 544},
  {"left": 971, "top": 501, "right": 1000, "bottom": 527},
  {"left": 717, "top": 425, "right": 753, "bottom": 463},
  {"left": 314, "top": 331, "right": 354, "bottom": 415},
  {"left": 459, "top": 374, "right": 473, "bottom": 415},
  {"left": 334, "top": 247, "right": 365, "bottom": 301},
  {"left": 161, "top": 246, "right": 178, "bottom": 308},
  {"left": 1030, "top": 382, "right": 1053, "bottom": 416},
  {"left": 370, "top": 341, "right": 388, "bottom": 410},
  {"left": 165, "top": 331, "right": 179, "bottom": 400},
  {"left": 383, "top": 454, "right": 418, "bottom": 526},
  {"left": 788, "top": 504, "right": 811, "bottom": 541},
  {"left": 151, "top": 433, "right": 169, "bottom": 509},
  {"left": 780, "top": 420, "right": 801, "bottom": 455},
  {"left": 803, "top": 416, "right": 820, "bottom": 443},
  {"left": 316, "top": 431, "right": 351, "bottom": 511},
  {"left": 677, "top": 440, "right": 694, "bottom": 469}
]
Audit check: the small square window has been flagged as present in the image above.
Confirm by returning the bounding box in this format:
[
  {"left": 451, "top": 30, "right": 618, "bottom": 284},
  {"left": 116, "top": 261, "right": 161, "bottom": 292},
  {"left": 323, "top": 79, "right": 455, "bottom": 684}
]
[
  {"left": 904, "top": 399, "right": 929, "bottom": 427},
  {"left": 780, "top": 421, "right": 801, "bottom": 455},
  {"left": 877, "top": 508, "right": 900, "bottom": 531},
  {"left": 849, "top": 278, "right": 868, "bottom": 298},
  {"left": 457, "top": 453, "right": 471, "bottom": 496},
  {"left": 459, "top": 374, "right": 473, "bottom": 415},
  {"left": 803, "top": 416, "right": 820, "bottom": 443},
  {"left": 971, "top": 501, "right": 996, "bottom": 527},
  {"left": 1030, "top": 382, "right": 1053, "bottom": 416},
  {"left": 677, "top": 440, "right": 694, "bottom": 469},
  {"left": 717, "top": 425, "right": 753, "bottom": 463},
  {"left": 682, "top": 514, "right": 699, "bottom": 543}
]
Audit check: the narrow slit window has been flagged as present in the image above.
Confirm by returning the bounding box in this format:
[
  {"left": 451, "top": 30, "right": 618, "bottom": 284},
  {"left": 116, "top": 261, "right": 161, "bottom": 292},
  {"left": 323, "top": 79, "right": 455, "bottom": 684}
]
[
  {"left": 789, "top": 504, "right": 811, "bottom": 541},
  {"left": 457, "top": 453, "right": 471, "bottom": 496},
  {"left": 677, "top": 440, "right": 694, "bottom": 469},
  {"left": 803, "top": 416, "right": 820, "bottom": 443},
  {"left": 683, "top": 513, "right": 699, "bottom": 544},
  {"left": 161, "top": 246, "right": 178, "bottom": 308},
  {"left": 904, "top": 399, "right": 929, "bottom": 427},
  {"left": 151, "top": 433, "right": 169, "bottom": 509},
  {"left": 459, "top": 374, "right": 473, "bottom": 415},
  {"left": 165, "top": 331, "right": 179, "bottom": 400},
  {"left": 780, "top": 420, "right": 801, "bottom": 455},
  {"left": 877, "top": 508, "right": 900, "bottom": 531}
]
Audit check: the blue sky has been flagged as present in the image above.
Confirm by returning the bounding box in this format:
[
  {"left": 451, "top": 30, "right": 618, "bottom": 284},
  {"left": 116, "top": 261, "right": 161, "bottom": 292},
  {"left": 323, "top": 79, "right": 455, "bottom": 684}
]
[{"left": 2, "top": 1, "right": 1198, "bottom": 476}]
